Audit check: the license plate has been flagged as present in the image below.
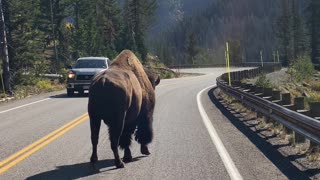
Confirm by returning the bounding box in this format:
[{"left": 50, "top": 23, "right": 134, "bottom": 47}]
[{"left": 83, "top": 86, "right": 89, "bottom": 89}]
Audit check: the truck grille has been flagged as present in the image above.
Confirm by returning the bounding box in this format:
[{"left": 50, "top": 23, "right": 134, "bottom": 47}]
[{"left": 76, "top": 75, "right": 94, "bottom": 80}]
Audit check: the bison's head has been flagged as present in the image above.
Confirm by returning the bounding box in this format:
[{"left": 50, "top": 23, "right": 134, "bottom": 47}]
[
  {"left": 149, "top": 75, "right": 160, "bottom": 89},
  {"left": 144, "top": 68, "right": 160, "bottom": 89}
]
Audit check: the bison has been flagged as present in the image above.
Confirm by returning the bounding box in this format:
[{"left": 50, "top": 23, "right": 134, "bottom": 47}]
[{"left": 88, "top": 50, "right": 160, "bottom": 168}]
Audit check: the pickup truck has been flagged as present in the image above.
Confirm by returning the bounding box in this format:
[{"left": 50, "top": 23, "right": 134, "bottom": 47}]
[{"left": 66, "top": 57, "right": 110, "bottom": 97}]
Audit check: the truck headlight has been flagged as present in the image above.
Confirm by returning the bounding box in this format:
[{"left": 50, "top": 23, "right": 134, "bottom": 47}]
[{"left": 68, "top": 73, "right": 75, "bottom": 79}]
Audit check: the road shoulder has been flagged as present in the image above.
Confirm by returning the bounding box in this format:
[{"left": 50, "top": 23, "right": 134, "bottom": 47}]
[{"left": 200, "top": 86, "right": 309, "bottom": 180}]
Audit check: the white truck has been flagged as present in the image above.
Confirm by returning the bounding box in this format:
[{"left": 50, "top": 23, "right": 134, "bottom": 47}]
[{"left": 66, "top": 57, "right": 111, "bottom": 97}]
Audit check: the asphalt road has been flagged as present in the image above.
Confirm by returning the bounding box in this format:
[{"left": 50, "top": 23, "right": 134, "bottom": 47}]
[{"left": 0, "top": 68, "right": 298, "bottom": 180}]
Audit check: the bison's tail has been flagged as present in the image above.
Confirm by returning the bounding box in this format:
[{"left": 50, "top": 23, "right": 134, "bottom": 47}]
[{"left": 135, "top": 116, "right": 153, "bottom": 145}]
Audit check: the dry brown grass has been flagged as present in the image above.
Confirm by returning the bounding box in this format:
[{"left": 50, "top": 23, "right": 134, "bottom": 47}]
[{"left": 310, "top": 81, "right": 320, "bottom": 91}]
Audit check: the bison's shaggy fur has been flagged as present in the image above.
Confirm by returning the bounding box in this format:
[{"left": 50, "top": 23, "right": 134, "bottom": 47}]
[{"left": 88, "top": 50, "right": 160, "bottom": 168}]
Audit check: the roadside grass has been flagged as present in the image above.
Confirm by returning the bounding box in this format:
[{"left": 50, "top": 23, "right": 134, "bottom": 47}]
[
  {"left": 14, "top": 78, "right": 64, "bottom": 99},
  {"left": 307, "top": 149, "right": 320, "bottom": 162}
]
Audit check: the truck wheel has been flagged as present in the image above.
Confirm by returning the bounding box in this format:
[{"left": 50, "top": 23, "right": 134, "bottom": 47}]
[
  {"left": 78, "top": 90, "right": 84, "bottom": 96},
  {"left": 67, "top": 89, "right": 74, "bottom": 97}
]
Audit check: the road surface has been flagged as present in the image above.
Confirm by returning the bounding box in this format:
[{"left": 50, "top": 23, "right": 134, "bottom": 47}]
[{"left": 0, "top": 68, "right": 306, "bottom": 179}]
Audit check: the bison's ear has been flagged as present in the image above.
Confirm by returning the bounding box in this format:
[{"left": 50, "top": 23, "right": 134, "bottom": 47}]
[{"left": 155, "top": 76, "right": 160, "bottom": 86}]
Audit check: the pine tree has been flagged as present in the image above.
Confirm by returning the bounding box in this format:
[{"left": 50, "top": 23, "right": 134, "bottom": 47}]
[
  {"left": 6, "top": 0, "right": 49, "bottom": 75},
  {"left": 309, "top": 0, "right": 320, "bottom": 64},
  {"left": 186, "top": 32, "right": 199, "bottom": 65},
  {"left": 291, "top": 0, "right": 309, "bottom": 59},
  {"left": 276, "top": 0, "right": 293, "bottom": 66},
  {"left": 95, "top": 0, "right": 122, "bottom": 57},
  {"left": 122, "top": 0, "right": 157, "bottom": 61},
  {"left": 68, "top": 0, "right": 122, "bottom": 60}
]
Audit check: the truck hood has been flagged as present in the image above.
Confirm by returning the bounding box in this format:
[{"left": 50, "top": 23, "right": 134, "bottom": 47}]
[{"left": 71, "top": 68, "right": 106, "bottom": 75}]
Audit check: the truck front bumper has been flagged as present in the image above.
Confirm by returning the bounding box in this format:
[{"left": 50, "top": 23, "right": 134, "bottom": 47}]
[{"left": 67, "top": 82, "right": 91, "bottom": 90}]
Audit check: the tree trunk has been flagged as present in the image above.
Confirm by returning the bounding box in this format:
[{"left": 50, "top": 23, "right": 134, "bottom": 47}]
[
  {"left": 311, "top": 0, "right": 320, "bottom": 64},
  {"left": 0, "top": 0, "right": 12, "bottom": 95}
]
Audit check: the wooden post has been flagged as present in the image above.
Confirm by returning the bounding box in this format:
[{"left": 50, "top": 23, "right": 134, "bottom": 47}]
[{"left": 226, "top": 42, "right": 231, "bottom": 86}]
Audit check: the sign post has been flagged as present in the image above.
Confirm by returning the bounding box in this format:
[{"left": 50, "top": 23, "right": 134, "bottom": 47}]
[
  {"left": 226, "top": 42, "right": 231, "bottom": 86},
  {"left": 260, "top": 50, "right": 264, "bottom": 67},
  {"left": 273, "top": 51, "right": 276, "bottom": 64}
]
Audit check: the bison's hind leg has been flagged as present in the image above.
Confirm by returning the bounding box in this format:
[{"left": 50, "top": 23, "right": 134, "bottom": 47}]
[
  {"left": 119, "top": 124, "right": 136, "bottom": 163},
  {"left": 89, "top": 114, "right": 102, "bottom": 165},
  {"left": 108, "top": 112, "right": 126, "bottom": 168}
]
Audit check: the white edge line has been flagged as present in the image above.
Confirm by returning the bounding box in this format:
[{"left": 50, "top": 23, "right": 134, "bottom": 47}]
[
  {"left": 0, "top": 98, "right": 50, "bottom": 114},
  {"left": 197, "top": 85, "right": 243, "bottom": 180}
]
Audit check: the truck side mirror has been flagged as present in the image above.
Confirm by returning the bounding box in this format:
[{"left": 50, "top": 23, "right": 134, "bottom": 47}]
[{"left": 66, "top": 65, "right": 72, "bottom": 69}]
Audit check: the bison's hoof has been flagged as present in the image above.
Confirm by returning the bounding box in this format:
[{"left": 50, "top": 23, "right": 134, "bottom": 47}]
[
  {"left": 90, "top": 155, "right": 98, "bottom": 164},
  {"left": 141, "top": 145, "right": 151, "bottom": 155},
  {"left": 123, "top": 155, "right": 133, "bottom": 163},
  {"left": 115, "top": 160, "right": 125, "bottom": 168}
]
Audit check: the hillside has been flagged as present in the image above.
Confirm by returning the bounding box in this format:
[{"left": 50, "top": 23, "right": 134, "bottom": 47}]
[{"left": 149, "top": 0, "right": 283, "bottom": 66}]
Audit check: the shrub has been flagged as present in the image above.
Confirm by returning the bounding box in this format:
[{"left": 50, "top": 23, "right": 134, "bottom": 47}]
[
  {"left": 35, "top": 79, "right": 54, "bottom": 92},
  {"left": 255, "top": 74, "right": 272, "bottom": 88},
  {"left": 307, "top": 91, "right": 320, "bottom": 103},
  {"left": 14, "top": 86, "right": 30, "bottom": 99},
  {"left": 161, "top": 71, "right": 174, "bottom": 79},
  {"left": 287, "top": 55, "right": 314, "bottom": 82}
]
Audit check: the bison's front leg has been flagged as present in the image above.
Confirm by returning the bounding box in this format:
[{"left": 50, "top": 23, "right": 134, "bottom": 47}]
[
  {"left": 141, "top": 144, "right": 151, "bottom": 155},
  {"left": 135, "top": 113, "right": 153, "bottom": 155},
  {"left": 90, "top": 115, "right": 101, "bottom": 165}
]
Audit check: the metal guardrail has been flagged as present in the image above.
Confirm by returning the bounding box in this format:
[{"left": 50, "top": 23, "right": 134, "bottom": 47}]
[{"left": 217, "top": 67, "right": 320, "bottom": 145}]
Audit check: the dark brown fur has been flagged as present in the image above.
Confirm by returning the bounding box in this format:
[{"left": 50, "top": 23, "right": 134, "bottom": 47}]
[{"left": 88, "top": 50, "right": 160, "bottom": 168}]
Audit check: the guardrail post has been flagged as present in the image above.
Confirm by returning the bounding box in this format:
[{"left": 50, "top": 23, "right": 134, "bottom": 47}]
[
  {"left": 272, "top": 90, "right": 282, "bottom": 105},
  {"left": 232, "top": 81, "right": 241, "bottom": 88},
  {"left": 235, "top": 71, "right": 239, "bottom": 81},
  {"left": 293, "top": 97, "right": 307, "bottom": 144},
  {"left": 263, "top": 88, "right": 273, "bottom": 101},
  {"left": 247, "top": 70, "right": 252, "bottom": 78},
  {"left": 281, "top": 93, "right": 294, "bottom": 135},
  {"left": 244, "top": 70, "right": 249, "bottom": 79},
  {"left": 294, "top": 97, "right": 305, "bottom": 111},
  {"left": 238, "top": 71, "right": 243, "bottom": 80},
  {"left": 310, "top": 102, "right": 320, "bottom": 119},
  {"left": 305, "top": 103, "right": 320, "bottom": 150},
  {"left": 244, "top": 83, "right": 252, "bottom": 91},
  {"left": 309, "top": 102, "right": 320, "bottom": 152},
  {"left": 282, "top": 93, "right": 294, "bottom": 110},
  {"left": 254, "top": 87, "right": 264, "bottom": 97},
  {"left": 257, "top": 68, "right": 260, "bottom": 76},
  {"left": 249, "top": 85, "right": 256, "bottom": 94}
]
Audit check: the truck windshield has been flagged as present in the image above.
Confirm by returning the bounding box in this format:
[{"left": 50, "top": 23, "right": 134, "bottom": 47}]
[{"left": 74, "top": 59, "right": 107, "bottom": 69}]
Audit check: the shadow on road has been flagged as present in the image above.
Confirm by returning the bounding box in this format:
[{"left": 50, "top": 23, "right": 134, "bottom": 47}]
[
  {"left": 25, "top": 160, "right": 113, "bottom": 180},
  {"left": 208, "top": 87, "right": 313, "bottom": 180},
  {"left": 26, "top": 156, "right": 146, "bottom": 180}
]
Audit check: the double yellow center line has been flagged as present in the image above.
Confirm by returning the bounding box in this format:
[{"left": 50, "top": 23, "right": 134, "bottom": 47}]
[{"left": 0, "top": 113, "right": 89, "bottom": 174}]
